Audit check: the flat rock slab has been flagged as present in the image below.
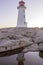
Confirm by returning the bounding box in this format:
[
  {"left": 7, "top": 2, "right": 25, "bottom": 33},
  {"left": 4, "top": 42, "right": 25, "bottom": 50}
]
[{"left": 0, "top": 27, "right": 43, "bottom": 53}]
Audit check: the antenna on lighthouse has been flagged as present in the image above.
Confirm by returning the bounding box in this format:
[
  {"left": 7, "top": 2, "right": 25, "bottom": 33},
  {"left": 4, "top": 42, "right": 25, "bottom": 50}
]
[{"left": 17, "top": 0, "right": 27, "bottom": 27}]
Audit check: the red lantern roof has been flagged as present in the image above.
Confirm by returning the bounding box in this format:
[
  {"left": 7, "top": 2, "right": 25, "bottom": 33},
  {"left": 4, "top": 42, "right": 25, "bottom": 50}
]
[
  {"left": 19, "top": 0, "right": 25, "bottom": 6},
  {"left": 19, "top": 1, "right": 25, "bottom": 4}
]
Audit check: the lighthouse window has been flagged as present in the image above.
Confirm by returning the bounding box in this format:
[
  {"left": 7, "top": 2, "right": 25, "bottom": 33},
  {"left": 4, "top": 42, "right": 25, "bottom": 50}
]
[
  {"left": 24, "top": 22, "right": 25, "bottom": 24},
  {"left": 24, "top": 15, "right": 25, "bottom": 18}
]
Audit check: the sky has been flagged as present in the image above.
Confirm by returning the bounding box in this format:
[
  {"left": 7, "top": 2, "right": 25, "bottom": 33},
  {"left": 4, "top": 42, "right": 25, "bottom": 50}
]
[{"left": 0, "top": 0, "right": 43, "bottom": 28}]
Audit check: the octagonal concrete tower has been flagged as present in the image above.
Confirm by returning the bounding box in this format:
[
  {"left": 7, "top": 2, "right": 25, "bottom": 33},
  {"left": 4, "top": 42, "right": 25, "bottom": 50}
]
[{"left": 17, "top": 0, "right": 27, "bottom": 27}]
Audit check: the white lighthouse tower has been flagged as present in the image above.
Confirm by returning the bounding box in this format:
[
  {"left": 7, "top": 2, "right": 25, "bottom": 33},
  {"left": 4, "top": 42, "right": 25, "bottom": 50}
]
[{"left": 17, "top": 0, "right": 27, "bottom": 27}]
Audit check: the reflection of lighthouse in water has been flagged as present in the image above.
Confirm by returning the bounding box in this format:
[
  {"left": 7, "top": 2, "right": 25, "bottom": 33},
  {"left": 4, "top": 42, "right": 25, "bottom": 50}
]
[
  {"left": 16, "top": 38, "right": 25, "bottom": 65},
  {"left": 17, "top": 53, "right": 25, "bottom": 65},
  {"left": 17, "top": 0, "right": 27, "bottom": 27}
]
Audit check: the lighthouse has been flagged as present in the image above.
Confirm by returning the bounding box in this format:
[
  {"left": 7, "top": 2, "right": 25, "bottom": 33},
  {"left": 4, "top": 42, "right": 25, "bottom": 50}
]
[{"left": 17, "top": 0, "right": 27, "bottom": 27}]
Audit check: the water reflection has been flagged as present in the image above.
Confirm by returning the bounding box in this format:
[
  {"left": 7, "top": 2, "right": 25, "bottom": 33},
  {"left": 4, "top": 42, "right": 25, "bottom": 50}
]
[
  {"left": 18, "top": 61, "right": 24, "bottom": 65},
  {"left": 17, "top": 53, "right": 25, "bottom": 65},
  {"left": 0, "top": 51, "right": 43, "bottom": 65}
]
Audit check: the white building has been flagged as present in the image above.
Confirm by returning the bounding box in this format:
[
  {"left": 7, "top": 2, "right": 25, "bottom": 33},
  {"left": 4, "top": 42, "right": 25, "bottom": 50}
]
[{"left": 17, "top": 0, "right": 27, "bottom": 27}]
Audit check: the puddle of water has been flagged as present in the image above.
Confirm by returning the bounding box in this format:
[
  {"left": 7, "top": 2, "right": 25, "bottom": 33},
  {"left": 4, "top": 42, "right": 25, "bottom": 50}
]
[{"left": 0, "top": 52, "right": 43, "bottom": 65}]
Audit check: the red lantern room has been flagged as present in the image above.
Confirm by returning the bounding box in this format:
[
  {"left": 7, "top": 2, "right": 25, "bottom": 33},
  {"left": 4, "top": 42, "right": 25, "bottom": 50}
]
[
  {"left": 17, "top": 0, "right": 26, "bottom": 9},
  {"left": 19, "top": 0, "right": 25, "bottom": 6}
]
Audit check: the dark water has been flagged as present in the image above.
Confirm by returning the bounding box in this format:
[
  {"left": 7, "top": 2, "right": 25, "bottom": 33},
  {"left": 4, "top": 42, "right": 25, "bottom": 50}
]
[{"left": 0, "top": 52, "right": 43, "bottom": 65}]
